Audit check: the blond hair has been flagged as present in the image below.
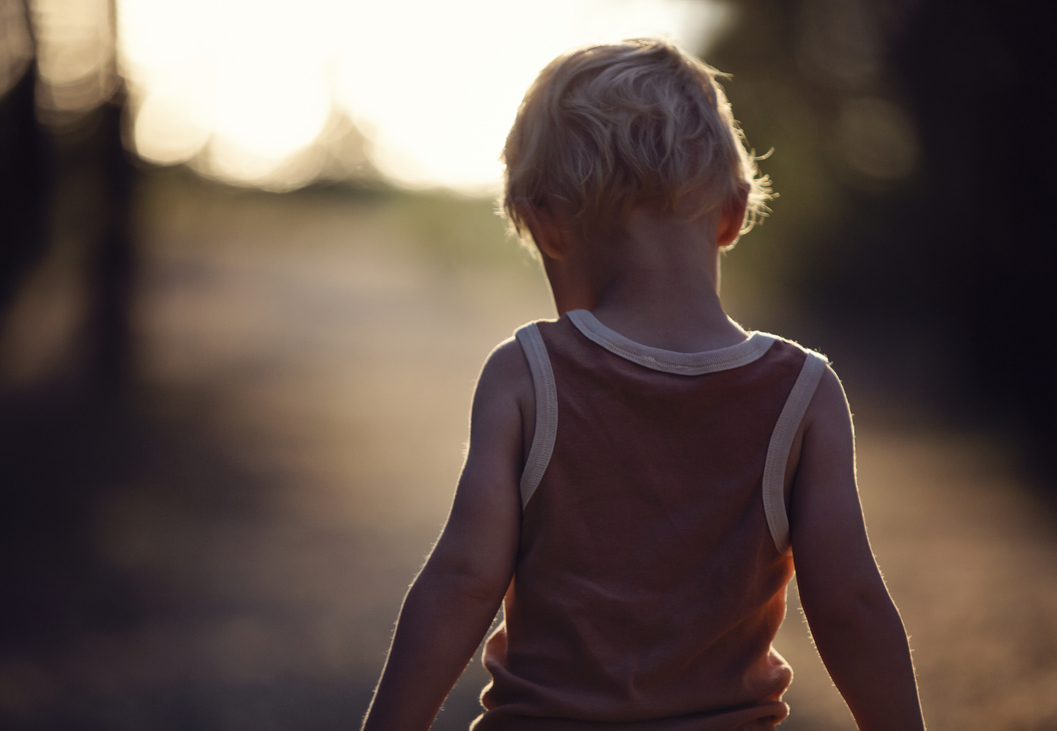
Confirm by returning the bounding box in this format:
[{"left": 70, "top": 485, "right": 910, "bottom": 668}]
[{"left": 502, "top": 39, "right": 771, "bottom": 247}]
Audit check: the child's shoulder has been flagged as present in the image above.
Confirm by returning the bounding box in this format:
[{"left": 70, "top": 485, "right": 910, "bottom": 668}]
[
  {"left": 754, "top": 330, "right": 829, "bottom": 363},
  {"left": 754, "top": 332, "right": 843, "bottom": 415},
  {"left": 479, "top": 335, "right": 534, "bottom": 398},
  {"left": 754, "top": 334, "right": 850, "bottom": 472},
  {"left": 474, "top": 334, "right": 536, "bottom": 431}
]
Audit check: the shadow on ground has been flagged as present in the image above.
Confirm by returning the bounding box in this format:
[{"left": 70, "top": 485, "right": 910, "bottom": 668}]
[{"left": 0, "top": 377, "right": 378, "bottom": 729}]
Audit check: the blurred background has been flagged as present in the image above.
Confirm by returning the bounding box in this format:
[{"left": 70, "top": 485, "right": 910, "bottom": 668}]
[{"left": 1, "top": 0, "right": 1056, "bottom": 729}]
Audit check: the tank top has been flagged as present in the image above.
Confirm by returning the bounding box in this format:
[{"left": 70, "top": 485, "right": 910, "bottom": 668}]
[{"left": 473, "top": 310, "right": 827, "bottom": 731}]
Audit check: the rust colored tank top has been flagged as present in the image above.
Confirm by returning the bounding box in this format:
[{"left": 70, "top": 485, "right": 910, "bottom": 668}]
[{"left": 474, "top": 311, "right": 827, "bottom": 731}]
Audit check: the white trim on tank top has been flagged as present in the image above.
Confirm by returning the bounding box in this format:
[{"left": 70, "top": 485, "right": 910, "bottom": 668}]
[
  {"left": 762, "top": 350, "right": 828, "bottom": 554},
  {"left": 567, "top": 309, "right": 776, "bottom": 375},
  {"left": 516, "top": 314, "right": 827, "bottom": 555},
  {"left": 514, "top": 323, "right": 558, "bottom": 509}
]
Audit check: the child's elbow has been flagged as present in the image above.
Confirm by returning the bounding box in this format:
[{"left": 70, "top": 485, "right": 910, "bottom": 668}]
[
  {"left": 803, "top": 578, "right": 899, "bottom": 636},
  {"left": 420, "top": 553, "right": 511, "bottom": 607},
  {"left": 446, "top": 565, "right": 508, "bottom": 605}
]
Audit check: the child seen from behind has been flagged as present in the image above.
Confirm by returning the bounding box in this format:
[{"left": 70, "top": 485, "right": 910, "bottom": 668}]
[{"left": 362, "top": 39, "right": 926, "bottom": 731}]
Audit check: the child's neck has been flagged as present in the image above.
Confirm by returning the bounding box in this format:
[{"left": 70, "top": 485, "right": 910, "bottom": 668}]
[{"left": 549, "top": 208, "right": 747, "bottom": 353}]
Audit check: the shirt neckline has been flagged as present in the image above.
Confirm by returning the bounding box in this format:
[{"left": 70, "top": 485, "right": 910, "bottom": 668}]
[{"left": 566, "top": 309, "right": 775, "bottom": 375}]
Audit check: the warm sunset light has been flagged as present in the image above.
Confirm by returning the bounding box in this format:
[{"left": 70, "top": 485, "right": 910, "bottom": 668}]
[{"left": 117, "top": 0, "right": 731, "bottom": 192}]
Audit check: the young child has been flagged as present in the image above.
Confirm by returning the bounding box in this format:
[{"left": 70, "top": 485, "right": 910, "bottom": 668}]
[{"left": 362, "top": 39, "right": 925, "bottom": 731}]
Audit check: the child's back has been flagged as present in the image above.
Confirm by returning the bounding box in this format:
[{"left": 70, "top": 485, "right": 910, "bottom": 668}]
[
  {"left": 479, "top": 314, "right": 824, "bottom": 729},
  {"left": 362, "top": 39, "right": 925, "bottom": 731}
]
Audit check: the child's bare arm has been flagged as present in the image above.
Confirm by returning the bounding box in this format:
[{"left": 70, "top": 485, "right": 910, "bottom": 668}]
[
  {"left": 789, "top": 367, "right": 926, "bottom": 731},
  {"left": 361, "top": 341, "right": 528, "bottom": 731}
]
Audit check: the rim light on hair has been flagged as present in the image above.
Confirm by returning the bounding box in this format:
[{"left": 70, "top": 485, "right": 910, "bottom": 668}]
[{"left": 501, "top": 38, "right": 772, "bottom": 251}]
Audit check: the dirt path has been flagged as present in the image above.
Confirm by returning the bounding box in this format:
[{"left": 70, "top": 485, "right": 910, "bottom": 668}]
[{"left": 2, "top": 182, "right": 1055, "bottom": 730}]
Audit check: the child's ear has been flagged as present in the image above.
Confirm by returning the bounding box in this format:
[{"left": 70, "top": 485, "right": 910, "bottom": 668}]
[
  {"left": 524, "top": 206, "right": 569, "bottom": 261},
  {"left": 716, "top": 189, "right": 749, "bottom": 249}
]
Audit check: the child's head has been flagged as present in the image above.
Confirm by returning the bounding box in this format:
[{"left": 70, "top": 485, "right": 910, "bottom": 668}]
[{"left": 502, "top": 39, "right": 770, "bottom": 250}]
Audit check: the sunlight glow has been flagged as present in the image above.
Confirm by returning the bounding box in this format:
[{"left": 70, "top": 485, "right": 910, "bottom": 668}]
[
  {"left": 118, "top": 0, "right": 731, "bottom": 193},
  {"left": 34, "top": 0, "right": 116, "bottom": 113}
]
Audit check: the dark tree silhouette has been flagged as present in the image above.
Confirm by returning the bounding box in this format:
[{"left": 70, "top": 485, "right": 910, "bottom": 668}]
[
  {"left": 710, "top": 0, "right": 1057, "bottom": 480},
  {"left": 0, "top": 0, "right": 136, "bottom": 396}
]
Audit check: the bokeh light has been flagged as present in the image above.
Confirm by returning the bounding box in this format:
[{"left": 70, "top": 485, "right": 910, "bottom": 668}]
[
  {"left": 117, "top": 0, "right": 731, "bottom": 192},
  {"left": 837, "top": 96, "right": 918, "bottom": 182},
  {"left": 32, "top": 0, "right": 117, "bottom": 115},
  {"left": 0, "top": 0, "right": 33, "bottom": 98}
]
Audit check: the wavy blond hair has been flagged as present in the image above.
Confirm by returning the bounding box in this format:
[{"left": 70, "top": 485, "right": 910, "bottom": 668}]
[{"left": 502, "top": 39, "right": 771, "bottom": 247}]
